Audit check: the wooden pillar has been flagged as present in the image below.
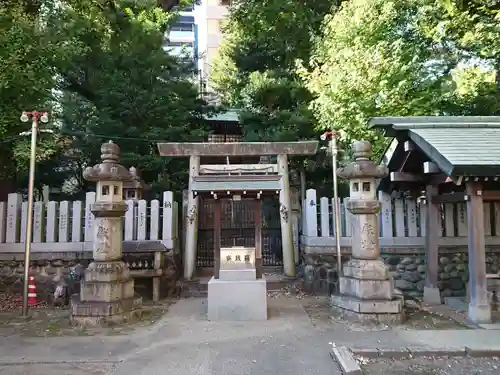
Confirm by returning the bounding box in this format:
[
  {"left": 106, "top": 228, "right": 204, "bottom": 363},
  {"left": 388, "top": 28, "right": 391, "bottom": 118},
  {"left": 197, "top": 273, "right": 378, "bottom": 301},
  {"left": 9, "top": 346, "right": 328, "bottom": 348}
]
[
  {"left": 466, "top": 182, "right": 491, "bottom": 323},
  {"left": 277, "top": 154, "right": 295, "bottom": 276},
  {"left": 183, "top": 155, "right": 200, "bottom": 280},
  {"left": 254, "top": 198, "right": 263, "bottom": 279},
  {"left": 214, "top": 198, "right": 221, "bottom": 279},
  {"left": 424, "top": 184, "right": 441, "bottom": 305}
]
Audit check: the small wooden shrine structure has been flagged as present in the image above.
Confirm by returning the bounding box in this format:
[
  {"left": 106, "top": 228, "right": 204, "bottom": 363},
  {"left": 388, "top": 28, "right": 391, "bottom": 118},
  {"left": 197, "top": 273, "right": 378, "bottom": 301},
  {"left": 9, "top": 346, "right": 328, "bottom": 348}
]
[{"left": 371, "top": 116, "right": 500, "bottom": 323}]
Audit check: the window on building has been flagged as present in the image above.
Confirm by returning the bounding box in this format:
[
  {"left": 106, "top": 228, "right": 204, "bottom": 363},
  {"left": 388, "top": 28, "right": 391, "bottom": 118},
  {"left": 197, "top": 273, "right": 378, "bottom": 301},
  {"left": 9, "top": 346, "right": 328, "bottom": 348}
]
[
  {"left": 167, "top": 41, "right": 194, "bottom": 47},
  {"left": 220, "top": 0, "right": 232, "bottom": 6},
  {"left": 208, "top": 134, "right": 242, "bottom": 143},
  {"left": 171, "top": 23, "right": 194, "bottom": 32}
]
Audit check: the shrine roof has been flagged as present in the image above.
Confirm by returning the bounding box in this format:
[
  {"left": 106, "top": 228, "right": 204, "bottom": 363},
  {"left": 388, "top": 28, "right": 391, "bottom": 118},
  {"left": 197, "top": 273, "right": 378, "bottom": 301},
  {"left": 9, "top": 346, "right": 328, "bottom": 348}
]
[
  {"left": 157, "top": 141, "right": 318, "bottom": 157},
  {"left": 204, "top": 109, "right": 240, "bottom": 123},
  {"left": 191, "top": 175, "right": 281, "bottom": 193},
  {"left": 370, "top": 116, "right": 500, "bottom": 176}
]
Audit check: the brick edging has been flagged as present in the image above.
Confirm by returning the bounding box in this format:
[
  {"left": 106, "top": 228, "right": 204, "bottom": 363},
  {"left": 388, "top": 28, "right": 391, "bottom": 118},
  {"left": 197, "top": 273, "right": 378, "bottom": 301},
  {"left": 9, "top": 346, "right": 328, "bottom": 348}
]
[{"left": 331, "top": 346, "right": 500, "bottom": 374}]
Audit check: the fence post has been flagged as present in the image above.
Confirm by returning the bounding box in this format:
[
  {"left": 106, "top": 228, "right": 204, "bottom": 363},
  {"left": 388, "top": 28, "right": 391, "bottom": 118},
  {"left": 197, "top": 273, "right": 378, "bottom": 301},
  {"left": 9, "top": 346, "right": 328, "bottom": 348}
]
[
  {"left": 304, "top": 189, "right": 318, "bottom": 237},
  {"left": 58, "top": 201, "right": 70, "bottom": 243},
  {"left": 319, "top": 196, "right": 330, "bottom": 237},
  {"left": 6, "top": 193, "right": 22, "bottom": 243},
  {"left": 162, "top": 191, "right": 174, "bottom": 244},
  {"left": 149, "top": 199, "right": 160, "bottom": 240},
  {"left": 84, "top": 192, "right": 96, "bottom": 242},
  {"left": 0, "top": 201, "right": 6, "bottom": 243},
  {"left": 378, "top": 191, "right": 393, "bottom": 238}
]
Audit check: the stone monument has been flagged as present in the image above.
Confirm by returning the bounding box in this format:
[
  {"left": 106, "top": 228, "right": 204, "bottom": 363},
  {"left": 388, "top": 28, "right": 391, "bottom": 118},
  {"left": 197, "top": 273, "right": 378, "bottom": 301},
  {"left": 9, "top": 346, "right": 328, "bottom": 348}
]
[
  {"left": 208, "top": 245, "right": 268, "bottom": 321},
  {"left": 71, "top": 141, "right": 142, "bottom": 325},
  {"left": 330, "top": 141, "right": 404, "bottom": 323}
]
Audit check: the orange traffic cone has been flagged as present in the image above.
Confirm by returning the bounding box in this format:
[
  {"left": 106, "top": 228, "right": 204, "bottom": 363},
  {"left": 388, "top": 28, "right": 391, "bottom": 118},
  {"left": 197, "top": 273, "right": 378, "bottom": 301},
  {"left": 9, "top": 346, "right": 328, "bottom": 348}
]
[{"left": 28, "top": 276, "right": 38, "bottom": 307}]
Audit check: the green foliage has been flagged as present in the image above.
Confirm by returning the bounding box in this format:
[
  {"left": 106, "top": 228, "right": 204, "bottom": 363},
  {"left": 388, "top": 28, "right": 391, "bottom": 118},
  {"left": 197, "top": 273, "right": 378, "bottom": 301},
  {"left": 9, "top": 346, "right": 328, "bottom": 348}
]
[
  {"left": 1, "top": 0, "right": 215, "bottom": 196},
  {"left": 301, "top": 0, "right": 500, "bottom": 159},
  {"left": 0, "top": 3, "right": 56, "bottom": 182}
]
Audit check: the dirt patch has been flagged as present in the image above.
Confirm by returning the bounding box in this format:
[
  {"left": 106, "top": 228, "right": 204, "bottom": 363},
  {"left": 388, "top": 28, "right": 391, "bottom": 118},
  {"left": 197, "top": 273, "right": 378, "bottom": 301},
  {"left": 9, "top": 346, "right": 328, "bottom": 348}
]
[
  {"left": 301, "top": 296, "right": 469, "bottom": 331},
  {"left": 0, "top": 300, "right": 175, "bottom": 337},
  {"left": 360, "top": 357, "right": 499, "bottom": 375}
]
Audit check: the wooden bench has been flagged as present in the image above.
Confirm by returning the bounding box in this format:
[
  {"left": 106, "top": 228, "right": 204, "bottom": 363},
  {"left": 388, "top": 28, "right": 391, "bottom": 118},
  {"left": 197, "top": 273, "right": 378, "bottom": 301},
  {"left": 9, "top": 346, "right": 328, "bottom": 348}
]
[{"left": 123, "top": 241, "right": 169, "bottom": 302}]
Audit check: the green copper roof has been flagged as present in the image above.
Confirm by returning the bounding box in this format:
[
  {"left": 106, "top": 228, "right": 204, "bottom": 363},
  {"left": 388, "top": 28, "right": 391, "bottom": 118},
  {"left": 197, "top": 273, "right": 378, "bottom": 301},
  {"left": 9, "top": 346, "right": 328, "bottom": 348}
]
[
  {"left": 204, "top": 109, "right": 240, "bottom": 123},
  {"left": 370, "top": 116, "right": 500, "bottom": 176}
]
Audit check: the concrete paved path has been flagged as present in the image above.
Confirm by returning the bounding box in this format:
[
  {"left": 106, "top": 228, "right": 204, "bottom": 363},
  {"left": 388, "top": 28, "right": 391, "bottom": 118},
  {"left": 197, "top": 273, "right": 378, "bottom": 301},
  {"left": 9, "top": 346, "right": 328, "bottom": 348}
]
[
  {"left": 1, "top": 296, "right": 500, "bottom": 375},
  {"left": 110, "top": 297, "right": 337, "bottom": 375}
]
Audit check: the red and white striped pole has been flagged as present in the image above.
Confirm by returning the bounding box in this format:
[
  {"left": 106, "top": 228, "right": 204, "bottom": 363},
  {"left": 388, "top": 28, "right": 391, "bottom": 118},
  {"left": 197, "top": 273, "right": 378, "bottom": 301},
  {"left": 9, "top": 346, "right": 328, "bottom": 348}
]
[{"left": 27, "top": 276, "right": 38, "bottom": 307}]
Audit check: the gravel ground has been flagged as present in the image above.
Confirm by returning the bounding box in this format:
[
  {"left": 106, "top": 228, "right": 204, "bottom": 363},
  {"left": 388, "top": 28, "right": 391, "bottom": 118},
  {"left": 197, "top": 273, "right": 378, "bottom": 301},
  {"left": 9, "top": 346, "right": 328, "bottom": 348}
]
[{"left": 361, "top": 357, "right": 500, "bottom": 375}]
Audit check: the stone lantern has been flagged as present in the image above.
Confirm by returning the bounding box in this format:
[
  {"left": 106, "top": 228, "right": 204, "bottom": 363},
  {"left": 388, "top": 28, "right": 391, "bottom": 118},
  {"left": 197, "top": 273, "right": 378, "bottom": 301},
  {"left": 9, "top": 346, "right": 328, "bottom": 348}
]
[
  {"left": 123, "top": 166, "right": 150, "bottom": 201},
  {"left": 330, "top": 141, "right": 403, "bottom": 323},
  {"left": 70, "top": 141, "right": 141, "bottom": 325}
]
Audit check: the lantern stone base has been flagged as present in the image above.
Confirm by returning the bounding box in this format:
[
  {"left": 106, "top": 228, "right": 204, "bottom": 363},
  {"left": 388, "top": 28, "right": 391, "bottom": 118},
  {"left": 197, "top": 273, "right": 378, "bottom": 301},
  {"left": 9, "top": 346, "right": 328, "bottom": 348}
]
[
  {"left": 207, "top": 276, "right": 267, "bottom": 321},
  {"left": 331, "top": 259, "right": 404, "bottom": 324},
  {"left": 70, "top": 261, "right": 143, "bottom": 326},
  {"left": 330, "top": 294, "right": 404, "bottom": 324}
]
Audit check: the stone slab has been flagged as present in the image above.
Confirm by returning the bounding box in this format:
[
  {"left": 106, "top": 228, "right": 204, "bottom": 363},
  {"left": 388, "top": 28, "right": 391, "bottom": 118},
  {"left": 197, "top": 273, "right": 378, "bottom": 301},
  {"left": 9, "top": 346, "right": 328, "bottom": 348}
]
[
  {"left": 219, "top": 268, "right": 256, "bottom": 281},
  {"left": 80, "top": 279, "right": 135, "bottom": 302},
  {"left": 349, "top": 347, "right": 380, "bottom": 359},
  {"left": 477, "top": 322, "right": 500, "bottom": 330},
  {"left": 339, "top": 277, "right": 393, "bottom": 300},
  {"left": 330, "top": 295, "right": 402, "bottom": 314},
  {"left": 84, "top": 261, "right": 131, "bottom": 282},
  {"left": 330, "top": 347, "right": 362, "bottom": 375},
  {"left": 406, "top": 347, "right": 467, "bottom": 357},
  {"left": 423, "top": 286, "right": 442, "bottom": 305},
  {"left": 376, "top": 348, "right": 411, "bottom": 359},
  {"left": 331, "top": 305, "right": 404, "bottom": 324},
  {"left": 70, "top": 294, "right": 141, "bottom": 317},
  {"left": 465, "top": 346, "right": 500, "bottom": 357},
  {"left": 208, "top": 276, "right": 267, "bottom": 321},
  {"left": 343, "top": 259, "right": 389, "bottom": 280}
]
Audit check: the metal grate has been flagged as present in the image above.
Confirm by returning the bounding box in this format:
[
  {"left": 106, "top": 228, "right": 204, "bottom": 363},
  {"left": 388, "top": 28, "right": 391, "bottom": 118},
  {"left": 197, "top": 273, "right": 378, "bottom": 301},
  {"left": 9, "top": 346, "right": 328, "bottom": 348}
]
[{"left": 197, "top": 198, "right": 282, "bottom": 267}]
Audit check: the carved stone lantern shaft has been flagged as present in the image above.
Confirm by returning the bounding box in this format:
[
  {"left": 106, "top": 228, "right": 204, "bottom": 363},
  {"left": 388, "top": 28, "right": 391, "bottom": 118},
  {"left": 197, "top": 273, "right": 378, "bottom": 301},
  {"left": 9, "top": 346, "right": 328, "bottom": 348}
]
[{"left": 337, "top": 141, "right": 388, "bottom": 260}]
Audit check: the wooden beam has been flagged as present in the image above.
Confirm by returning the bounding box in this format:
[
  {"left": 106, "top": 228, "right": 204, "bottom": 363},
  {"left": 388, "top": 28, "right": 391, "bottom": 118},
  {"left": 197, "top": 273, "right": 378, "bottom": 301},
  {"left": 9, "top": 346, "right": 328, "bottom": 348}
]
[
  {"left": 404, "top": 140, "right": 416, "bottom": 152},
  {"left": 213, "top": 199, "right": 221, "bottom": 279},
  {"left": 254, "top": 199, "right": 263, "bottom": 279},
  {"left": 481, "top": 191, "right": 500, "bottom": 201},
  {"left": 428, "top": 174, "right": 453, "bottom": 185},
  {"left": 466, "top": 181, "right": 491, "bottom": 323},
  {"left": 424, "top": 161, "right": 441, "bottom": 174},
  {"left": 424, "top": 184, "right": 441, "bottom": 304},
  {"left": 431, "top": 192, "right": 466, "bottom": 204},
  {"left": 390, "top": 172, "right": 425, "bottom": 182},
  {"left": 199, "top": 164, "right": 278, "bottom": 174}
]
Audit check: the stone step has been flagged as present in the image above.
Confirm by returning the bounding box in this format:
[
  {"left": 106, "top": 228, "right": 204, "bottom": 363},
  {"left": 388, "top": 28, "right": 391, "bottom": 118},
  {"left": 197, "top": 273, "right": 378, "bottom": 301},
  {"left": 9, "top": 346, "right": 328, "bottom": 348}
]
[{"left": 179, "top": 274, "right": 300, "bottom": 298}]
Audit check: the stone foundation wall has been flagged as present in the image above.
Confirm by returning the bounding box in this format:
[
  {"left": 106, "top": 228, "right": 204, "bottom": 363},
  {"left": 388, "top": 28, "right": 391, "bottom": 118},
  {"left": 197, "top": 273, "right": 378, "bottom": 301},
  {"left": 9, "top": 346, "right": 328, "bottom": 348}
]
[
  {"left": 303, "top": 247, "right": 500, "bottom": 298},
  {"left": 0, "top": 251, "right": 180, "bottom": 304}
]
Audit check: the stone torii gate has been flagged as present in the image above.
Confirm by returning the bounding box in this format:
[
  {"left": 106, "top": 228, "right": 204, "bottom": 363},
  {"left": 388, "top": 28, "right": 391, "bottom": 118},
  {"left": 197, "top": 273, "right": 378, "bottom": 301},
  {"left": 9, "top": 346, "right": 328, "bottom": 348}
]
[{"left": 157, "top": 141, "right": 318, "bottom": 279}]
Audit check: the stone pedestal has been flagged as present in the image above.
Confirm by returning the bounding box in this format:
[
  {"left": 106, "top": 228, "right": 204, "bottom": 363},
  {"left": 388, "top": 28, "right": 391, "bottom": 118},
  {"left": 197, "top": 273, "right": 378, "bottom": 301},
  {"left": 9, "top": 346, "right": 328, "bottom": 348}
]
[
  {"left": 71, "top": 261, "right": 142, "bottom": 325},
  {"left": 208, "top": 247, "right": 268, "bottom": 321},
  {"left": 331, "top": 141, "right": 403, "bottom": 324},
  {"left": 331, "top": 259, "right": 403, "bottom": 324},
  {"left": 71, "top": 141, "right": 142, "bottom": 326}
]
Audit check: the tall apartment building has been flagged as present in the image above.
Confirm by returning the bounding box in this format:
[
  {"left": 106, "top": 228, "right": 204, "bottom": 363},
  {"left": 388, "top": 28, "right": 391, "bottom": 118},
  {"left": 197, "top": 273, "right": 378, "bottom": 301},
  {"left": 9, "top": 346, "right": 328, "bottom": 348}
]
[
  {"left": 163, "top": 3, "right": 198, "bottom": 60},
  {"left": 194, "top": 0, "right": 232, "bottom": 90}
]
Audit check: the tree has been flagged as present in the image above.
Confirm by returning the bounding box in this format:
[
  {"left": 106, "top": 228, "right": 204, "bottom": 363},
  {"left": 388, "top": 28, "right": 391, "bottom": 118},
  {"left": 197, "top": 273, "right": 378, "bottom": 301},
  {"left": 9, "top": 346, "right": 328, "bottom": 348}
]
[
  {"left": 210, "top": 0, "right": 338, "bottom": 192},
  {"left": 0, "top": 2, "right": 58, "bottom": 196},
  {"left": 42, "top": 0, "right": 215, "bottom": 196},
  {"left": 301, "top": 0, "right": 473, "bottom": 158}
]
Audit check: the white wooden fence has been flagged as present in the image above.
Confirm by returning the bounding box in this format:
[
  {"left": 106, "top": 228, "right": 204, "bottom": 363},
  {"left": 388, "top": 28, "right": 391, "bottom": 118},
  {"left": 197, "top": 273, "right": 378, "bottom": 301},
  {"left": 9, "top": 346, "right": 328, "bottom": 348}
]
[
  {"left": 301, "top": 188, "right": 500, "bottom": 249},
  {"left": 0, "top": 191, "right": 179, "bottom": 253}
]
